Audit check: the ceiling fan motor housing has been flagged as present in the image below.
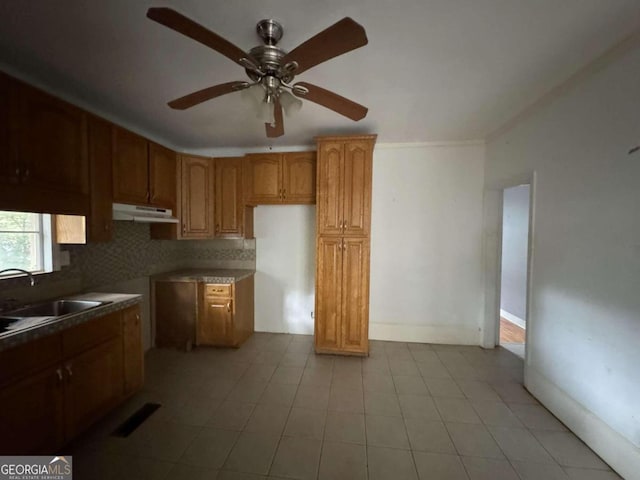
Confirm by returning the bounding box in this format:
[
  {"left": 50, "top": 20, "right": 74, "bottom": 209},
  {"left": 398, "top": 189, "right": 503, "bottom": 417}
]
[{"left": 256, "top": 19, "right": 283, "bottom": 46}]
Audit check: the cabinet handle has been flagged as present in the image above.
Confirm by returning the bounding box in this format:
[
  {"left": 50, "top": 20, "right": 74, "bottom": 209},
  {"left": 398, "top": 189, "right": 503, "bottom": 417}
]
[
  {"left": 23, "top": 168, "right": 30, "bottom": 181},
  {"left": 210, "top": 304, "right": 225, "bottom": 308},
  {"left": 215, "top": 223, "right": 220, "bottom": 233},
  {"left": 227, "top": 301, "right": 232, "bottom": 313},
  {"left": 135, "top": 313, "right": 140, "bottom": 321},
  {"left": 55, "top": 368, "right": 63, "bottom": 386},
  {"left": 15, "top": 167, "right": 20, "bottom": 178},
  {"left": 64, "top": 364, "right": 73, "bottom": 382},
  {"left": 282, "top": 189, "right": 286, "bottom": 200},
  {"left": 182, "top": 224, "right": 186, "bottom": 235}
]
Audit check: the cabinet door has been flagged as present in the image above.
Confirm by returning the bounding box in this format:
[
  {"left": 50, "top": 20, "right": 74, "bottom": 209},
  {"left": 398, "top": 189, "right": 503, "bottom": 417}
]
[
  {"left": 342, "top": 141, "right": 372, "bottom": 237},
  {"left": 316, "top": 142, "right": 343, "bottom": 235},
  {"left": 64, "top": 338, "right": 123, "bottom": 439},
  {"left": 112, "top": 126, "right": 149, "bottom": 204},
  {"left": 283, "top": 151, "right": 316, "bottom": 204},
  {"left": 198, "top": 296, "right": 234, "bottom": 346},
  {"left": 122, "top": 307, "right": 144, "bottom": 396},
  {"left": 155, "top": 280, "right": 197, "bottom": 349},
  {"left": 16, "top": 85, "right": 89, "bottom": 198},
  {"left": 181, "top": 155, "right": 214, "bottom": 238},
  {"left": 244, "top": 153, "right": 282, "bottom": 204},
  {"left": 0, "top": 73, "right": 18, "bottom": 185},
  {"left": 315, "top": 236, "right": 343, "bottom": 352},
  {"left": 0, "top": 366, "right": 64, "bottom": 454},
  {"left": 215, "top": 157, "right": 243, "bottom": 237},
  {"left": 149, "top": 142, "right": 176, "bottom": 209},
  {"left": 340, "top": 237, "right": 370, "bottom": 354},
  {"left": 87, "top": 116, "right": 113, "bottom": 242}
]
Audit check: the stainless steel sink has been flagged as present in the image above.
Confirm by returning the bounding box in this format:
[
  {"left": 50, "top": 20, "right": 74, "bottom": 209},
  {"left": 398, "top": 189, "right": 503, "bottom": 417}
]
[
  {"left": 8, "top": 300, "right": 106, "bottom": 317},
  {"left": 0, "top": 299, "right": 110, "bottom": 333}
]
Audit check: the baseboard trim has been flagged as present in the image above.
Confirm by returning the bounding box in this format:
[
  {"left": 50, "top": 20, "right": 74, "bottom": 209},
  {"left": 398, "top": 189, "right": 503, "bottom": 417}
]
[
  {"left": 369, "top": 323, "right": 479, "bottom": 345},
  {"left": 500, "top": 309, "right": 526, "bottom": 329},
  {"left": 526, "top": 367, "right": 640, "bottom": 480}
]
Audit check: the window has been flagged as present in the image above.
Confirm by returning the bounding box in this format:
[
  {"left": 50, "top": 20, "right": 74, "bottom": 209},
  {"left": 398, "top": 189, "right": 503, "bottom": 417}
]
[{"left": 0, "top": 210, "right": 55, "bottom": 276}]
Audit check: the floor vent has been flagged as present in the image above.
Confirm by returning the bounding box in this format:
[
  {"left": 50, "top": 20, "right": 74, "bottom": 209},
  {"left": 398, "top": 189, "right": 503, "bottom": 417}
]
[{"left": 112, "top": 402, "right": 161, "bottom": 437}]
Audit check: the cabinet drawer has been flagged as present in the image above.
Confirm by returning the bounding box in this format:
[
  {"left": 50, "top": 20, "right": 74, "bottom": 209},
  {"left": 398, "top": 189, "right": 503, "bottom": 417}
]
[
  {"left": 62, "top": 311, "right": 121, "bottom": 358},
  {"left": 0, "top": 333, "right": 62, "bottom": 387},
  {"left": 205, "top": 284, "right": 232, "bottom": 298}
]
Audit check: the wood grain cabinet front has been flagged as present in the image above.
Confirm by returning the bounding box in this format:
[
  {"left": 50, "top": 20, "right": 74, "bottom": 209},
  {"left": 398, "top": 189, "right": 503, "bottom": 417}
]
[
  {"left": 0, "top": 305, "right": 143, "bottom": 454},
  {"left": 197, "top": 276, "right": 255, "bottom": 348},
  {"left": 314, "top": 135, "right": 376, "bottom": 356},
  {"left": 122, "top": 306, "right": 144, "bottom": 395},
  {"left": 214, "top": 156, "right": 244, "bottom": 237},
  {"left": 180, "top": 154, "right": 215, "bottom": 239},
  {"left": 244, "top": 151, "right": 316, "bottom": 205},
  {"left": 112, "top": 128, "right": 177, "bottom": 210},
  {"left": 0, "top": 74, "right": 91, "bottom": 215},
  {"left": 317, "top": 139, "right": 372, "bottom": 237},
  {"left": 112, "top": 126, "right": 149, "bottom": 205}
]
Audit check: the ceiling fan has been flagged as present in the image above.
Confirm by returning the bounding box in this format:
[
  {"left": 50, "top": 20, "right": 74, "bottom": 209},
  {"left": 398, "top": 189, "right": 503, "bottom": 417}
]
[{"left": 146, "top": 8, "right": 369, "bottom": 138}]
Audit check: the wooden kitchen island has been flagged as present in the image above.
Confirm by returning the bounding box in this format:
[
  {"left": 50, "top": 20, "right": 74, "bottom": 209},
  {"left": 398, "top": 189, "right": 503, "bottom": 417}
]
[{"left": 151, "top": 269, "right": 255, "bottom": 350}]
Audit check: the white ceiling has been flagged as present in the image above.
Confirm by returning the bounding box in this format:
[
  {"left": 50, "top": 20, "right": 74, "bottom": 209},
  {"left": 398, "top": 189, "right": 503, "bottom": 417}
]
[{"left": 0, "top": 1, "right": 638, "bottom": 149}]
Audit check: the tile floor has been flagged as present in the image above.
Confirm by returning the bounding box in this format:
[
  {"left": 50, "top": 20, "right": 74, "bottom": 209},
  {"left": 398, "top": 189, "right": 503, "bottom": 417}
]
[{"left": 70, "top": 333, "right": 621, "bottom": 480}]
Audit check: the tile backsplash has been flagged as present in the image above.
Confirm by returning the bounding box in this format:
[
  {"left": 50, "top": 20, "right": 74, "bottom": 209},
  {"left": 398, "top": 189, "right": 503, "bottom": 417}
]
[{"left": 0, "top": 222, "right": 256, "bottom": 300}]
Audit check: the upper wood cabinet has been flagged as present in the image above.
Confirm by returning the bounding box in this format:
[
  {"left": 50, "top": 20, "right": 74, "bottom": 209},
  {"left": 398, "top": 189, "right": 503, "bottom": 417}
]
[
  {"left": 112, "top": 127, "right": 149, "bottom": 205},
  {"left": 0, "top": 73, "right": 16, "bottom": 186},
  {"left": 87, "top": 115, "right": 113, "bottom": 242},
  {"left": 317, "top": 138, "right": 373, "bottom": 237},
  {"left": 180, "top": 154, "right": 215, "bottom": 239},
  {"left": 112, "top": 129, "right": 177, "bottom": 210},
  {"left": 16, "top": 86, "right": 89, "bottom": 197},
  {"left": 149, "top": 142, "right": 177, "bottom": 209},
  {"left": 215, "top": 157, "right": 244, "bottom": 237},
  {"left": 0, "top": 75, "right": 90, "bottom": 216},
  {"left": 244, "top": 151, "right": 316, "bottom": 205}
]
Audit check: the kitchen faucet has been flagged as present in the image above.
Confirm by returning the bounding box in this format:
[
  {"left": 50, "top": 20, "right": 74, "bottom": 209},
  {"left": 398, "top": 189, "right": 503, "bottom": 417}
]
[{"left": 0, "top": 268, "right": 36, "bottom": 286}]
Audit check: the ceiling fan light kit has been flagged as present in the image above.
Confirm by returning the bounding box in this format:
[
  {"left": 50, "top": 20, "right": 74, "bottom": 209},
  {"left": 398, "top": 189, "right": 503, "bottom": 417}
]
[{"left": 147, "top": 7, "right": 369, "bottom": 137}]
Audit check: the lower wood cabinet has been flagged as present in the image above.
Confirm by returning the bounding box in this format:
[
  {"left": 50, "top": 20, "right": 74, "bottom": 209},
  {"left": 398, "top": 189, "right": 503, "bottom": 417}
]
[
  {"left": 63, "top": 337, "right": 123, "bottom": 439},
  {"left": 0, "top": 365, "right": 65, "bottom": 455},
  {"left": 315, "top": 236, "right": 370, "bottom": 355},
  {"left": 0, "top": 304, "right": 143, "bottom": 454},
  {"left": 197, "top": 276, "right": 255, "bottom": 348},
  {"left": 123, "top": 307, "right": 144, "bottom": 395}
]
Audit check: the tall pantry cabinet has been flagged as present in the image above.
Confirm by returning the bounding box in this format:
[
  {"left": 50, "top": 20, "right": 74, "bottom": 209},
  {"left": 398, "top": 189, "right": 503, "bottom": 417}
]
[{"left": 314, "top": 135, "right": 376, "bottom": 356}]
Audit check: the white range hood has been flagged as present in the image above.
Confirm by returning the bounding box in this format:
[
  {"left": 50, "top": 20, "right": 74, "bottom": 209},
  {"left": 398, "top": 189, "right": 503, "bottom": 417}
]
[{"left": 112, "top": 203, "right": 179, "bottom": 224}]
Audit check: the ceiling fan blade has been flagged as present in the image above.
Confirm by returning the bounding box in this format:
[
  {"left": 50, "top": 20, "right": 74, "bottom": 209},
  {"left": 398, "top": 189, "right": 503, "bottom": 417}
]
[
  {"left": 281, "top": 17, "right": 368, "bottom": 75},
  {"left": 266, "top": 100, "right": 284, "bottom": 138},
  {"left": 147, "top": 8, "right": 257, "bottom": 69},
  {"left": 293, "top": 82, "right": 368, "bottom": 121},
  {"left": 168, "top": 81, "right": 248, "bottom": 110}
]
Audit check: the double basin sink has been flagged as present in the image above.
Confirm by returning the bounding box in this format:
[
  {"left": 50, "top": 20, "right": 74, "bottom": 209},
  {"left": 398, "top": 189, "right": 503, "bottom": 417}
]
[{"left": 0, "top": 299, "right": 110, "bottom": 333}]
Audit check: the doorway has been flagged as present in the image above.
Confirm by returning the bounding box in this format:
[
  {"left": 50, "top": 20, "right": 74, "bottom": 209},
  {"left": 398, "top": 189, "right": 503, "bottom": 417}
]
[{"left": 498, "top": 184, "right": 531, "bottom": 359}]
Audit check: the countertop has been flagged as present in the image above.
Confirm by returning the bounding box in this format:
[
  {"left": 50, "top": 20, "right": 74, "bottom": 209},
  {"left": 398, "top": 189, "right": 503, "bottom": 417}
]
[
  {"left": 151, "top": 268, "right": 255, "bottom": 284},
  {"left": 0, "top": 292, "right": 142, "bottom": 352}
]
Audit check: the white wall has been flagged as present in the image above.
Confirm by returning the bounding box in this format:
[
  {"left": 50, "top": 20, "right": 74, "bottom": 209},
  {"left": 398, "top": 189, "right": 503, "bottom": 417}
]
[
  {"left": 254, "top": 205, "right": 316, "bottom": 334},
  {"left": 484, "top": 35, "right": 640, "bottom": 479},
  {"left": 369, "top": 143, "right": 486, "bottom": 344},
  {"left": 500, "top": 184, "right": 530, "bottom": 323}
]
